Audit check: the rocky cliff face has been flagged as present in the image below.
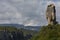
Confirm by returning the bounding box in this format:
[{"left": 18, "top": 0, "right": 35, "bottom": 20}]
[{"left": 0, "top": 30, "right": 32, "bottom": 40}]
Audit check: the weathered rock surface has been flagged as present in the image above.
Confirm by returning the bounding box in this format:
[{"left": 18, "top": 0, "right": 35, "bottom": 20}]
[
  {"left": 46, "top": 4, "right": 57, "bottom": 25},
  {"left": 0, "top": 30, "right": 32, "bottom": 40}
]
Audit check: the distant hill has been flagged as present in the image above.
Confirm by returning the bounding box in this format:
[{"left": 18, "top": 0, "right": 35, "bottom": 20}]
[
  {"left": 0, "top": 24, "right": 41, "bottom": 31},
  {"left": 24, "top": 26, "right": 40, "bottom": 31},
  {"left": 0, "top": 24, "right": 24, "bottom": 28},
  {"left": 31, "top": 24, "right": 60, "bottom": 40}
]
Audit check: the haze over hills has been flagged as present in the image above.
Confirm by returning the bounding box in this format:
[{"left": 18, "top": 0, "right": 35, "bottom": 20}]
[{"left": 0, "top": 24, "right": 41, "bottom": 31}]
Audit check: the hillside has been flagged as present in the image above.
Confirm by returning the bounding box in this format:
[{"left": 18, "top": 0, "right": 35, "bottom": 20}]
[
  {"left": 31, "top": 24, "right": 60, "bottom": 40},
  {"left": 0, "top": 26, "right": 37, "bottom": 40},
  {"left": 0, "top": 24, "right": 40, "bottom": 31}
]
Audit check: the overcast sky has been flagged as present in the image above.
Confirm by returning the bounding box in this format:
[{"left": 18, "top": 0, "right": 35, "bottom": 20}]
[{"left": 0, "top": 0, "right": 60, "bottom": 26}]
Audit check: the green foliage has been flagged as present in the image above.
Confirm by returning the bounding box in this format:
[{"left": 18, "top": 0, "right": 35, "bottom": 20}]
[
  {"left": 19, "top": 28, "right": 38, "bottom": 36},
  {"left": 31, "top": 24, "right": 60, "bottom": 40},
  {"left": 0, "top": 26, "right": 17, "bottom": 31},
  {"left": 0, "top": 26, "right": 37, "bottom": 40},
  {"left": 0, "top": 26, "right": 37, "bottom": 36}
]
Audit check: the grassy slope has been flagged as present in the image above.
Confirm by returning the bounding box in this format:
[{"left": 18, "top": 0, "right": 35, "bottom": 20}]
[{"left": 31, "top": 24, "right": 60, "bottom": 40}]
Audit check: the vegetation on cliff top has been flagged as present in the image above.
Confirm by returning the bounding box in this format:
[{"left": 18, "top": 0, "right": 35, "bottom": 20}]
[{"left": 31, "top": 24, "right": 60, "bottom": 40}]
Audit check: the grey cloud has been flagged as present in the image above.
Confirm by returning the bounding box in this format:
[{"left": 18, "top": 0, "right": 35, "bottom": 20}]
[{"left": 0, "top": 0, "right": 60, "bottom": 26}]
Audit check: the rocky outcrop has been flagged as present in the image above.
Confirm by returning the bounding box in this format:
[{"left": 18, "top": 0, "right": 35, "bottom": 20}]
[
  {"left": 0, "top": 30, "right": 32, "bottom": 40},
  {"left": 46, "top": 4, "right": 57, "bottom": 25}
]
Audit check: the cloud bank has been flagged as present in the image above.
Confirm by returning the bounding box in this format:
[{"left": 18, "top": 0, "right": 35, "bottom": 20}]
[{"left": 0, "top": 0, "right": 60, "bottom": 26}]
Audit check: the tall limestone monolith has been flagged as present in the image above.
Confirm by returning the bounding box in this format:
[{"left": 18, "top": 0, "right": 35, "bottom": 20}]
[{"left": 46, "top": 4, "right": 57, "bottom": 25}]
